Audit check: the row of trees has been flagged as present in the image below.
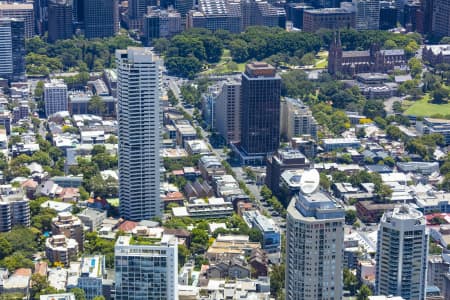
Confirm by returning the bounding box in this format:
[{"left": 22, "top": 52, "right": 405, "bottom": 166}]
[
  {"left": 68, "top": 145, "right": 118, "bottom": 198},
  {"left": 280, "top": 70, "right": 387, "bottom": 136},
  {"left": 26, "top": 34, "right": 139, "bottom": 75},
  {"left": 156, "top": 27, "right": 421, "bottom": 79}
]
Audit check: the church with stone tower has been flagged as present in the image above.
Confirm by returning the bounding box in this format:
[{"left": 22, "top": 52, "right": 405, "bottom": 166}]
[{"left": 328, "top": 32, "right": 407, "bottom": 76}]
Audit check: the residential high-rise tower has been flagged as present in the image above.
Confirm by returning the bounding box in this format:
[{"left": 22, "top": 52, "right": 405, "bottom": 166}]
[
  {"left": 115, "top": 235, "right": 178, "bottom": 300},
  {"left": 116, "top": 47, "right": 162, "bottom": 221},
  {"left": 375, "top": 205, "right": 429, "bottom": 300},
  {"left": 214, "top": 78, "right": 241, "bottom": 144},
  {"left": 285, "top": 169, "right": 344, "bottom": 300},
  {"left": 44, "top": 80, "right": 68, "bottom": 117}
]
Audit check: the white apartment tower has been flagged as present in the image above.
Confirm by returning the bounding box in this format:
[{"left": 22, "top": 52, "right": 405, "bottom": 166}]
[
  {"left": 115, "top": 235, "right": 178, "bottom": 300},
  {"left": 281, "top": 97, "right": 317, "bottom": 140},
  {"left": 116, "top": 47, "right": 162, "bottom": 221},
  {"left": 44, "top": 80, "right": 68, "bottom": 117},
  {"left": 285, "top": 169, "right": 345, "bottom": 300},
  {"left": 376, "top": 205, "right": 429, "bottom": 300},
  {"left": 214, "top": 78, "right": 241, "bottom": 144}
]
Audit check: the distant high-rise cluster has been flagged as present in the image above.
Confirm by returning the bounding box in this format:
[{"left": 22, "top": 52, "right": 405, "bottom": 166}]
[
  {"left": 187, "top": 0, "right": 285, "bottom": 33},
  {"left": 48, "top": 0, "right": 73, "bottom": 42},
  {"left": 0, "top": 2, "right": 34, "bottom": 38},
  {"left": 83, "top": 0, "right": 118, "bottom": 39},
  {"left": 143, "top": 7, "right": 182, "bottom": 45}
]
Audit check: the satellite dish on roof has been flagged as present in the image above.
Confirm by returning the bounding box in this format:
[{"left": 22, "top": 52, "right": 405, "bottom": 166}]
[{"left": 300, "top": 169, "right": 320, "bottom": 195}]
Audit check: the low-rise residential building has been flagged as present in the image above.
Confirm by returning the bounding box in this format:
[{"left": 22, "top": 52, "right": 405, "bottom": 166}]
[
  {"left": 356, "top": 201, "right": 396, "bottom": 223},
  {"left": 397, "top": 161, "right": 439, "bottom": 175},
  {"left": 184, "top": 181, "right": 214, "bottom": 199},
  {"left": 1, "top": 268, "right": 32, "bottom": 298},
  {"left": 47, "top": 267, "right": 69, "bottom": 292},
  {"left": 415, "top": 190, "right": 450, "bottom": 214},
  {"left": 185, "top": 140, "right": 211, "bottom": 156},
  {"left": 45, "top": 235, "right": 79, "bottom": 267},
  {"left": 41, "top": 200, "right": 73, "bottom": 213},
  {"left": 51, "top": 176, "right": 83, "bottom": 188},
  {"left": 175, "top": 121, "right": 197, "bottom": 146},
  {"left": 207, "top": 258, "right": 251, "bottom": 279},
  {"left": 52, "top": 212, "right": 84, "bottom": 251},
  {"left": 206, "top": 235, "right": 261, "bottom": 262},
  {"left": 417, "top": 118, "right": 450, "bottom": 145},
  {"left": 77, "top": 255, "right": 105, "bottom": 300},
  {"left": 322, "top": 138, "right": 361, "bottom": 151},
  {"left": 77, "top": 208, "right": 107, "bottom": 231},
  {"left": 40, "top": 293, "right": 76, "bottom": 300},
  {"left": 198, "top": 155, "right": 226, "bottom": 180},
  {"left": 172, "top": 197, "right": 233, "bottom": 219},
  {"left": 0, "top": 192, "right": 30, "bottom": 232},
  {"left": 0, "top": 110, "right": 11, "bottom": 134},
  {"left": 69, "top": 93, "right": 116, "bottom": 116},
  {"left": 80, "top": 130, "right": 106, "bottom": 145},
  {"left": 332, "top": 182, "right": 374, "bottom": 204},
  {"left": 428, "top": 254, "right": 450, "bottom": 294},
  {"left": 243, "top": 210, "right": 280, "bottom": 253},
  {"left": 40, "top": 294, "right": 76, "bottom": 300},
  {"left": 203, "top": 277, "right": 270, "bottom": 299}
]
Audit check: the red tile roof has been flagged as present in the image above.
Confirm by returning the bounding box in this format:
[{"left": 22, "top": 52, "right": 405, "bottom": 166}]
[{"left": 117, "top": 220, "right": 138, "bottom": 232}]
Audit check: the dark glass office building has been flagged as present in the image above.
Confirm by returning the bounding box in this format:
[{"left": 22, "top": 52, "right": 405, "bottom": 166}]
[
  {"left": 83, "top": 0, "right": 118, "bottom": 39},
  {"left": 240, "top": 62, "right": 281, "bottom": 156},
  {"left": 48, "top": 0, "right": 73, "bottom": 42},
  {"left": 11, "top": 18, "right": 25, "bottom": 82}
]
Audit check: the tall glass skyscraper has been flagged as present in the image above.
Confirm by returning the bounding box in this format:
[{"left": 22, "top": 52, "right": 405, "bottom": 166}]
[
  {"left": 238, "top": 62, "right": 280, "bottom": 163},
  {"left": 83, "top": 0, "right": 118, "bottom": 38},
  {"left": 116, "top": 47, "right": 162, "bottom": 221},
  {"left": 48, "top": 0, "right": 73, "bottom": 42},
  {"left": 285, "top": 169, "right": 344, "bottom": 300},
  {"left": 0, "top": 18, "right": 25, "bottom": 82},
  {"left": 376, "top": 205, "right": 429, "bottom": 300}
]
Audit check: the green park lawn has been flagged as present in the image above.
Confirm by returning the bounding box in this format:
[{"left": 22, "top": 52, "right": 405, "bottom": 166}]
[
  {"left": 404, "top": 94, "right": 450, "bottom": 117},
  {"left": 201, "top": 49, "right": 246, "bottom": 75},
  {"left": 314, "top": 51, "right": 328, "bottom": 69}
]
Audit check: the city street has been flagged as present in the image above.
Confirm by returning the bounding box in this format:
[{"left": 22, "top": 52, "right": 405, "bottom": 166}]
[{"left": 167, "top": 75, "right": 287, "bottom": 232}]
